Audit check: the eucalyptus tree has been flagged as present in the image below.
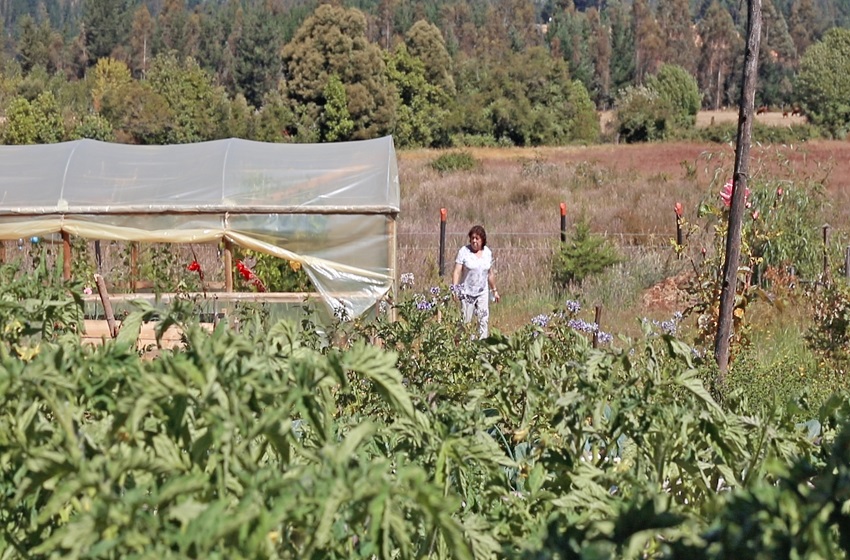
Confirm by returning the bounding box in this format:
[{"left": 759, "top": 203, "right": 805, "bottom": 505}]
[
  {"left": 796, "top": 27, "right": 850, "bottom": 137},
  {"left": 235, "top": 6, "right": 282, "bottom": 109},
  {"left": 404, "top": 19, "right": 454, "bottom": 94},
  {"left": 757, "top": 0, "right": 797, "bottom": 106},
  {"left": 698, "top": 1, "right": 741, "bottom": 110},
  {"left": 128, "top": 5, "right": 154, "bottom": 77},
  {"left": 281, "top": 4, "right": 395, "bottom": 140},
  {"left": 632, "top": 0, "right": 663, "bottom": 83},
  {"left": 586, "top": 7, "right": 612, "bottom": 107},
  {"left": 547, "top": 1, "right": 594, "bottom": 94},
  {"left": 787, "top": 0, "right": 825, "bottom": 57},
  {"left": 16, "top": 14, "right": 60, "bottom": 73},
  {"left": 657, "top": 0, "right": 698, "bottom": 73},
  {"left": 607, "top": 0, "right": 635, "bottom": 96},
  {"left": 146, "top": 52, "right": 227, "bottom": 143},
  {"left": 385, "top": 43, "right": 446, "bottom": 147},
  {"left": 82, "top": 0, "right": 131, "bottom": 63}
]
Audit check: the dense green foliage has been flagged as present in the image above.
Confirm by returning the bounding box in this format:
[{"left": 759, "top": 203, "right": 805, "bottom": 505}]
[
  {"left": 615, "top": 64, "right": 700, "bottom": 142},
  {"left": 2, "top": 0, "right": 849, "bottom": 147},
  {"left": 796, "top": 27, "right": 850, "bottom": 138},
  {"left": 5, "top": 266, "right": 850, "bottom": 557}
]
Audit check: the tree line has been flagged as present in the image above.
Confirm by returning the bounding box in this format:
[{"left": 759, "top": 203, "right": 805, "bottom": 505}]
[{"left": 1, "top": 0, "right": 849, "bottom": 147}]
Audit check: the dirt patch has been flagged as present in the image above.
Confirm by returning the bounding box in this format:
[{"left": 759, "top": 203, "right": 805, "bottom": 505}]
[{"left": 642, "top": 271, "right": 693, "bottom": 312}]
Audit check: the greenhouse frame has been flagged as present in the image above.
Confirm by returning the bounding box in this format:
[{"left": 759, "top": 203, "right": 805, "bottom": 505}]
[{"left": 0, "top": 136, "right": 400, "bottom": 320}]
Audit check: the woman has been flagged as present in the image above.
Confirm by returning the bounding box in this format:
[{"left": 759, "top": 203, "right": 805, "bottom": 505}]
[{"left": 452, "top": 225, "right": 500, "bottom": 339}]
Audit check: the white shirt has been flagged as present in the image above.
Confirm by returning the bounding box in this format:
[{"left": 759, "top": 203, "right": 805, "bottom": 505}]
[{"left": 455, "top": 245, "right": 493, "bottom": 297}]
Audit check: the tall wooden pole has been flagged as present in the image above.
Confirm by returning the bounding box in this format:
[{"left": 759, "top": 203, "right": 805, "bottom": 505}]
[{"left": 714, "top": 0, "right": 762, "bottom": 382}]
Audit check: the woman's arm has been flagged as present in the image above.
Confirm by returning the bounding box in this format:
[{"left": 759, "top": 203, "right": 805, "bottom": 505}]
[
  {"left": 452, "top": 263, "right": 463, "bottom": 286},
  {"left": 488, "top": 269, "right": 500, "bottom": 302}
]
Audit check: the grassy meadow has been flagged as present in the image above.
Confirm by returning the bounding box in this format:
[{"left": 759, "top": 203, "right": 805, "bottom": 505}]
[{"left": 396, "top": 136, "right": 850, "bottom": 378}]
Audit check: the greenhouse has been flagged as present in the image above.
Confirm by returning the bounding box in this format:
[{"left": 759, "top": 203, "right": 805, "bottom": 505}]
[{"left": 0, "top": 136, "right": 400, "bottom": 320}]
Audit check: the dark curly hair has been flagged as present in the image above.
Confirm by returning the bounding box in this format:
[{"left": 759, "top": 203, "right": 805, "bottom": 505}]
[{"left": 468, "top": 225, "right": 487, "bottom": 247}]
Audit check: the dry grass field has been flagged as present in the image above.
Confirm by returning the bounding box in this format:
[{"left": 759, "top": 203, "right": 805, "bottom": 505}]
[
  {"left": 599, "top": 108, "right": 808, "bottom": 132},
  {"left": 397, "top": 130, "right": 850, "bottom": 333}
]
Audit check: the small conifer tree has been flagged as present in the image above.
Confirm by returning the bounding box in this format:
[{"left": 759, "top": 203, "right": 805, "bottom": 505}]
[{"left": 552, "top": 218, "right": 621, "bottom": 291}]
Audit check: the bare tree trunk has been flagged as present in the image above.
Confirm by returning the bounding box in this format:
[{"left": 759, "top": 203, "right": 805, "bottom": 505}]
[{"left": 714, "top": 0, "right": 762, "bottom": 383}]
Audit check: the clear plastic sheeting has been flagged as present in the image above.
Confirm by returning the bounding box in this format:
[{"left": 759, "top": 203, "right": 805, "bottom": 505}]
[{"left": 0, "top": 137, "right": 400, "bottom": 319}]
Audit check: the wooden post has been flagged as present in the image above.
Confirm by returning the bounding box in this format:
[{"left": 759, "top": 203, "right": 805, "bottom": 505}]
[
  {"left": 823, "top": 224, "right": 831, "bottom": 284},
  {"left": 438, "top": 208, "right": 447, "bottom": 277},
  {"left": 592, "top": 305, "right": 602, "bottom": 349},
  {"left": 62, "top": 231, "right": 72, "bottom": 280},
  {"left": 674, "top": 202, "right": 684, "bottom": 259},
  {"left": 0, "top": 239, "right": 5, "bottom": 264},
  {"left": 845, "top": 246, "right": 850, "bottom": 280},
  {"left": 130, "top": 242, "right": 139, "bottom": 292},
  {"left": 714, "top": 0, "right": 762, "bottom": 382},
  {"left": 94, "top": 274, "right": 118, "bottom": 338},
  {"left": 560, "top": 202, "right": 567, "bottom": 243},
  {"left": 388, "top": 214, "right": 398, "bottom": 322},
  {"left": 223, "top": 239, "right": 234, "bottom": 292}
]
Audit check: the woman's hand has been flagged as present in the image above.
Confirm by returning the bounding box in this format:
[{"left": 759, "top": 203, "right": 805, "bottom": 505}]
[{"left": 492, "top": 289, "right": 500, "bottom": 303}]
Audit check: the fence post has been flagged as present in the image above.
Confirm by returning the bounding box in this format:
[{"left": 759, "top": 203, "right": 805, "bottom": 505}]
[
  {"left": 823, "top": 224, "right": 831, "bottom": 284},
  {"left": 845, "top": 246, "right": 850, "bottom": 280},
  {"left": 592, "top": 305, "right": 602, "bottom": 348},
  {"left": 560, "top": 202, "right": 567, "bottom": 242},
  {"left": 0, "top": 240, "right": 4, "bottom": 264},
  {"left": 438, "top": 208, "right": 447, "bottom": 277},
  {"left": 674, "top": 202, "right": 684, "bottom": 259}
]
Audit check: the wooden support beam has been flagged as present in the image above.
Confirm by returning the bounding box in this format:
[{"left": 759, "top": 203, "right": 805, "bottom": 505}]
[
  {"left": 130, "top": 242, "right": 138, "bottom": 292},
  {"left": 62, "top": 231, "right": 72, "bottom": 280},
  {"left": 224, "top": 239, "right": 233, "bottom": 292},
  {"left": 387, "top": 214, "right": 398, "bottom": 321}
]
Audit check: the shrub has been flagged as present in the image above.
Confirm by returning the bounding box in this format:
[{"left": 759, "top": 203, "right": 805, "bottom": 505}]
[
  {"left": 614, "top": 84, "right": 672, "bottom": 142},
  {"left": 646, "top": 63, "right": 701, "bottom": 129},
  {"left": 429, "top": 150, "right": 478, "bottom": 173},
  {"left": 807, "top": 281, "right": 850, "bottom": 363}
]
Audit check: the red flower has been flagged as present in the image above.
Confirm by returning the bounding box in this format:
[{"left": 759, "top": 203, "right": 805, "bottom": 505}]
[
  {"left": 720, "top": 179, "right": 750, "bottom": 208},
  {"left": 187, "top": 260, "right": 201, "bottom": 272},
  {"left": 674, "top": 202, "right": 684, "bottom": 218},
  {"left": 235, "top": 260, "right": 267, "bottom": 292}
]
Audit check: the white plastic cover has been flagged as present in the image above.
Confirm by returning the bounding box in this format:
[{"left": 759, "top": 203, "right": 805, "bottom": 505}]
[{"left": 0, "top": 137, "right": 400, "bottom": 318}]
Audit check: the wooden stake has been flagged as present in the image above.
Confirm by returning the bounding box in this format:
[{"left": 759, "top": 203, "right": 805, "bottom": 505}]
[{"left": 94, "top": 274, "right": 118, "bottom": 338}]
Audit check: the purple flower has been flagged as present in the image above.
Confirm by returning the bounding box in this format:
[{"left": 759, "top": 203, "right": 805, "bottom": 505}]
[
  {"left": 566, "top": 300, "right": 582, "bottom": 314},
  {"left": 532, "top": 314, "right": 550, "bottom": 328},
  {"left": 430, "top": 286, "right": 441, "bottom": 296},
  {"left": 416, "top": 300, "right": 433, "bottom": 311},
  {"left": 596, "top": 331, "right": 613, "bottom": 344},
  {"left": 568, "top": 319, "right": 598, "bottom": 334}
]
